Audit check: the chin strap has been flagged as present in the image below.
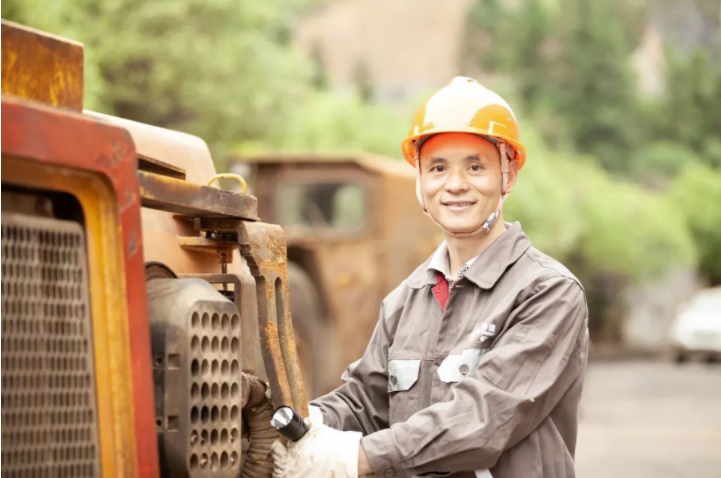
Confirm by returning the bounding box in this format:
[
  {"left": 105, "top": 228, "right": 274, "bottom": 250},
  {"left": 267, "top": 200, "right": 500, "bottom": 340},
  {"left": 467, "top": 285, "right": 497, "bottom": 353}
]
[{"left": 415, "top": 138, "right": 511, "bottom": 238}]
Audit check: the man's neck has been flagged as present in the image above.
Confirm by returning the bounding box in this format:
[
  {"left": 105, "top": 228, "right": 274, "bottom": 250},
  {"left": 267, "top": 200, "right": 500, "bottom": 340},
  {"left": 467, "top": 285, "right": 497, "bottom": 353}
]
[{"left": 446, "top": 217, "right": 506, "bottom": 276}]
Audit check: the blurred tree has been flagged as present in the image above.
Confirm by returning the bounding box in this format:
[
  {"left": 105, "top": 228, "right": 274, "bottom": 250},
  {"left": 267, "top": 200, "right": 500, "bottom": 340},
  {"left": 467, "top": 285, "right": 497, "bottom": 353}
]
[
  {"left": 660, "top": 49, "right": 721, "bottom": 164},
  {"left": 506, "top": 128, "right": 697, "bottom": 337},
  {"left": 309, "top": 42, "right": 331, "bottom": 89},
  {"left": 353, "top": 59, "right": 375, "bottom": 103},
  {"left": 629, "top": 141, "right": 703, "bottom": 190},
  {"left": 510, "top": 0, "right": 556, "bottom": 114},
  {"left": 253, "top": 89, "right": 407, "bottom": 159},
  {"left": 2, "top": 0, "right": 315, "bottom": 160},
  {"left": 671, "top": 163, "right": 721, "bottom": 284},
  {"left": 460, "top": 0, "right": 512, "bottom": 73},
  {"left": 462, "top": 0, "right": 648, "bottom": 173},
  {"left": 555, "top": 0, "right": 640, "bottom": 174}
]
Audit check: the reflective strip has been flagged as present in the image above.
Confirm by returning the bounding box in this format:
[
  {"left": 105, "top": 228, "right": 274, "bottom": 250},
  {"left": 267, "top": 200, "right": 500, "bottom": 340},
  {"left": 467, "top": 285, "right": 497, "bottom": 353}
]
[
  {"left": 438, "top": 348, "right": 487, "bottom": 383},
  {"left": 475, "top": 469, "right": 493, "bottom": 478},
  {"left": 387, "top": 359, "right": 421, "bottom": 392}
]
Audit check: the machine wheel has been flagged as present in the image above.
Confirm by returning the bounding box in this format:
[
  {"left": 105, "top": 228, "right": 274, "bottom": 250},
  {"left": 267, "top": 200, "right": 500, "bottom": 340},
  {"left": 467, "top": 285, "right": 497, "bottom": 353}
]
[{"left": 287, "top": 262, "right": 333, "bottom": 399}]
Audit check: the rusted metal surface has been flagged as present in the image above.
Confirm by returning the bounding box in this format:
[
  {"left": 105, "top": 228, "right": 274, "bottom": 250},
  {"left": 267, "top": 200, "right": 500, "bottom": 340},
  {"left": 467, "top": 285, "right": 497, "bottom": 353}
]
[
  {"left": 177, "top": 236, "right": 238, "bottom": 262},
  {"left": 237, "top": 221, "right": 308, "bottom": 417},
  {"left": 137, "top": 170, "right": 259, "bottom": 220},
  {"left": 1, "top": 96, "right": 159, "bottom": 476},
  {"left": 238, "top": 153, "right": 440, "bottom": 395},
  {"left": 1, "top": 21, "right": 84, "bottom": 111},
  {"left": 86, "top": 111, "right": 217, "bottom": 185},
  {"left": 137, "top": 153, "right": 187, "bottom": 180}
]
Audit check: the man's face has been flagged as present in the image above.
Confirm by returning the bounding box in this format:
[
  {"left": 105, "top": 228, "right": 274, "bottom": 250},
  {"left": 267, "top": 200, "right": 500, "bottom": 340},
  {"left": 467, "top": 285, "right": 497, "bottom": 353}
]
[{"left": 419, "top": 133, "right": 511, "bottom": 234}]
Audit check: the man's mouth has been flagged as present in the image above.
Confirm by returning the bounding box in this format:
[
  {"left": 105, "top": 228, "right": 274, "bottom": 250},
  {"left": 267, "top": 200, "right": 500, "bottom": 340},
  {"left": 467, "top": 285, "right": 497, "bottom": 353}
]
[{"left": 442, "top": 200, "right": 477, "bottom": 210}]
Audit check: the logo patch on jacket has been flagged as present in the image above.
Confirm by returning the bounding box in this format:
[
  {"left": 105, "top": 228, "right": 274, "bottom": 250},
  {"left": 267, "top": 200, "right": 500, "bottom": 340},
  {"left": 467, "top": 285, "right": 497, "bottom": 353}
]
[{"left": 471, "top": 323, "right": 497, "bottom": 344}]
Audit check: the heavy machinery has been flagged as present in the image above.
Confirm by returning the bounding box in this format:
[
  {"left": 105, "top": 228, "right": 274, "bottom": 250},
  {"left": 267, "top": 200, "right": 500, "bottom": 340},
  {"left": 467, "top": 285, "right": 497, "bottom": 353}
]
[
  {"left": 1, "top": 20, "right": 306, "bottom": 477},
  {"left": 236, "top": 153, "right": 439, "bottom": 396}
]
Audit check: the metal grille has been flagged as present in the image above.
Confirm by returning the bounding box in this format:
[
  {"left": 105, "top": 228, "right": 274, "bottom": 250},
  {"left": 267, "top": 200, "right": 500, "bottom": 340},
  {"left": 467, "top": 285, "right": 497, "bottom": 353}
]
[
  {"left": 1, "top": 213, "right": 100, "bottom": 478},
  {"left": 188, "top": 307, "right": 242, "bottom": 474}
]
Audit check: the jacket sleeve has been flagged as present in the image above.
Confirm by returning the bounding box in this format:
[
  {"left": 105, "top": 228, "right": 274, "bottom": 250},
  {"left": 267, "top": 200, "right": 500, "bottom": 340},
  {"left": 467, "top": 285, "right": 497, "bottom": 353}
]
[
  {"left": 309, "top": 302, "right": 392, "bottom": 436},
  {"left": 361, "top": 275, "right": 589, "bottom": 478}
]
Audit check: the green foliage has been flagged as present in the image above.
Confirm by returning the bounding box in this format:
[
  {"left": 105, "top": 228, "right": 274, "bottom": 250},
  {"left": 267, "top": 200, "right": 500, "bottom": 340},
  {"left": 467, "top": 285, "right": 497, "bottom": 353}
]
[
  {"left": 309, "top": 43, "right": 331, "bottom": 89},
  {"left": 2, "top": 0, "right": 315, "bottom": 157},
  {"left": 671, "top": 163, "right": 721, "bottom": 283},
  {"left": 353, "top": 60, "right": 375, "bottom": 103},
  {"left": 629, "top": 141, "right": 702, "bottom": 189},
  {"left": 503, "top": 130, "right": 583, "bottom": 259},
  {"left": 506, "top": 129, "right": 697, "bottom": 282},
  {"left": 554, "top": 0, "right": 641, "bottom": 173},
  {"left": 659, "top": 49, "right": 721, "bottom": 164},
  {"left": 462, "top": 0, "right": 649, "bottom": 172},
  {"left": 462, "top": 0, "right": 719, "bottom": 298},
  {"left": 571, "top": 166, "right": 696, "bottom": 280},
  {"left": 508, "top": 0, "right": 555, "bottom": 113},
  {"left": 461, "top": 0, "right": 511, "bottom": 72},
  {"left": 247, "top": 89, "right": 407, "bottom": 158}
]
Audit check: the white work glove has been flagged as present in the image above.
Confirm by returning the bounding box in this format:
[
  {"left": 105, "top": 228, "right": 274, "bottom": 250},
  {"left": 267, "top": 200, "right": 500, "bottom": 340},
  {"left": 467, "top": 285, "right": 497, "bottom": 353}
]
[
  {"left": 271, "top": 411, "right": 362, "bottom": 478},
  {"left": 308, "top": 404, "right": 324, "bottom": 424}
]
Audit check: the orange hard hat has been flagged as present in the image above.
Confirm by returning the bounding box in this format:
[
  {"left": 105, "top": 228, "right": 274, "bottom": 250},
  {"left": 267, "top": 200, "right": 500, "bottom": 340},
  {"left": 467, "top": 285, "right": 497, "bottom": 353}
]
[{"left": 401, "top": 77, "right": 527, "bottom": 169}]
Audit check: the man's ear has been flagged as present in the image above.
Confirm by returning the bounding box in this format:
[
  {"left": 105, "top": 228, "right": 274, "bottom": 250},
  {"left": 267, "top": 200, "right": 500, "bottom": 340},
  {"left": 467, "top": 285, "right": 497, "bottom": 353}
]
[{"left": 504, "top": 159, "right": 520, "bottom": 194}]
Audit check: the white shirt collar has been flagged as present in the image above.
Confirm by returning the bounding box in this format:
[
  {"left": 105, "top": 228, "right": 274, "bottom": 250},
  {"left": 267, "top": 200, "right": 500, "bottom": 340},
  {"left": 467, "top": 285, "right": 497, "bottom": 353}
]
[{"left": 427, "top": 241, "right": 478, "bottom": 282}]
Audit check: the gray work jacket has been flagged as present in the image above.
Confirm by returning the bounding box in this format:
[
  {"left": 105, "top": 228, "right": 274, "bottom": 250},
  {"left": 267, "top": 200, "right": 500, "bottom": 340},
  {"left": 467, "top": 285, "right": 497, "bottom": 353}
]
[{"left": 311, "top": 222, "right": 589, "bottom": 478}]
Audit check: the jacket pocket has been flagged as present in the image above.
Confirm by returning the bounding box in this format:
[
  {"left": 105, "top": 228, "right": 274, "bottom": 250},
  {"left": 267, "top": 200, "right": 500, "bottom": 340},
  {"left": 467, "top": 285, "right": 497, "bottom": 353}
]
[
  {"left": 388, "top": 359, "right": 421, "bottom": 423},
  {"left": 388, "top": 359, "right": 421, "bottom": 392},
  {"left": 438, "top": 347, "right": 489, "bottom": 383},
  {"left": 481, "top": 324, "right": 555, "bottom": 396}
]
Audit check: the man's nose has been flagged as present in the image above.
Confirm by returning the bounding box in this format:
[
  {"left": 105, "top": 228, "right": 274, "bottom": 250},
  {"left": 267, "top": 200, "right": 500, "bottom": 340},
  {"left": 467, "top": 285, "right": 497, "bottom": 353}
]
[{"left": 444, "top": 169, "right": 470, "bottom": 194}]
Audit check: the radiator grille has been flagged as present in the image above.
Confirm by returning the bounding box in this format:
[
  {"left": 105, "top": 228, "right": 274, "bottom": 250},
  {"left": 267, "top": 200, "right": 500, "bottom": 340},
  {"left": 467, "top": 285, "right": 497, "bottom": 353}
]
[{"left": 1, "top": 213, "right": 100, "bottom": 478}]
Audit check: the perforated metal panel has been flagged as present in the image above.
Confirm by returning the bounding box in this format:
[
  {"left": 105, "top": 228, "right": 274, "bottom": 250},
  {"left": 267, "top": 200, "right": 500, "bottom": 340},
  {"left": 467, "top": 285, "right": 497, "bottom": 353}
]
[
  {"left": 146, "top": 278, "right": 243, "bottom": 478},
  {"left": 1, "top": 213, "right": 100, "bottom": 478},
  {"left": 187, "top": 307, "right": 242, "bottom": 474}
]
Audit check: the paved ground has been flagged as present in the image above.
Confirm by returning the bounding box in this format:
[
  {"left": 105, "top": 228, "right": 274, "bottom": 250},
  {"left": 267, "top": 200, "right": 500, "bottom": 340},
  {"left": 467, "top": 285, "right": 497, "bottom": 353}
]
[{"left": 576, "top": 360, "right": 721, "bottom": 478}]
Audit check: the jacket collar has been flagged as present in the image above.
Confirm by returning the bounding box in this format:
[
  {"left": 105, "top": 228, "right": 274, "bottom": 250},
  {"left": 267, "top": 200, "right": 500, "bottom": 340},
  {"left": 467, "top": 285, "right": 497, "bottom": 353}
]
[
  {"left": 426, "top": 241, "right": 479, "bottom": 282},
  {"left": 407, "top": 222, "right": 531, "bottom": 290}
]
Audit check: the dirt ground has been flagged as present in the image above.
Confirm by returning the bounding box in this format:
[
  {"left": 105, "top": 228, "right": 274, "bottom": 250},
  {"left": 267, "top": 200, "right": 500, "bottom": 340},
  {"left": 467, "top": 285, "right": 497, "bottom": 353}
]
[{"left": 576, "top": 359, "right": 721, "bottom": 478}]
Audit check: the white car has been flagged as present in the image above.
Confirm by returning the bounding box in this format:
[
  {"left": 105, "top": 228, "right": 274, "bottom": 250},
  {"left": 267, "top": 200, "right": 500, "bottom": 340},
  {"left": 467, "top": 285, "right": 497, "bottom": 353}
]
[{"left": 670, "top": 288, "right": 721, "bottom": 363}]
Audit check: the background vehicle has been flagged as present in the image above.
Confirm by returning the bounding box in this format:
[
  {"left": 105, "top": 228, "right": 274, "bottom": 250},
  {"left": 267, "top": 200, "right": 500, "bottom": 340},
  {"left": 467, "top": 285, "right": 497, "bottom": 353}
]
[
  {"left": 1, "top": 21, "right": 305, "bottom": 477},
  {"left": 236, "top": 153, "right": 439, "bottom": 396},
  {"left": 669, "top": 287, "right": 721, "bottom": 363}
]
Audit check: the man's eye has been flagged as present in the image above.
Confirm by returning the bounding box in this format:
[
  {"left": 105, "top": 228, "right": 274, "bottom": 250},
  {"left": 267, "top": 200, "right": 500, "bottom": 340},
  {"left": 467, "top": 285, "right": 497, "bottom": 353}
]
[
  {"left": 432, "top": 165, "right": 445, "bottom": 173},
  {"left": 470, "top": 164, "right": 482, "bottom": 171}
]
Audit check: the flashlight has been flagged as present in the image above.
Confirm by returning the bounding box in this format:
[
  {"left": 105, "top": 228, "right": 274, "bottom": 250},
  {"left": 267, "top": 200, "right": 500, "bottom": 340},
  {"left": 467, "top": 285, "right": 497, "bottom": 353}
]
[{"left": 270, "top": 406, "right": 308, "bottom": 442}]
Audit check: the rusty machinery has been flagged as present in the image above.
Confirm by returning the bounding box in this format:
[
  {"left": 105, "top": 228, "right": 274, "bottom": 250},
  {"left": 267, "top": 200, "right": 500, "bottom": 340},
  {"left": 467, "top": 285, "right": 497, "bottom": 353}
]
[
  {"left": 237, "top": 153, "right": 439, "bottom": 396},
  {"left": 1, "top": 20, "right": 306, "bottom": 478}
]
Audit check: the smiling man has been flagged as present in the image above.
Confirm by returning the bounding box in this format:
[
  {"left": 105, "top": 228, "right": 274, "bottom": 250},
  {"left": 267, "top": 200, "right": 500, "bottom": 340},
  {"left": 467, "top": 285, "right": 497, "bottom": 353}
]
[{"left": 272, "top": 77, "right": 590, "bottom": 478}]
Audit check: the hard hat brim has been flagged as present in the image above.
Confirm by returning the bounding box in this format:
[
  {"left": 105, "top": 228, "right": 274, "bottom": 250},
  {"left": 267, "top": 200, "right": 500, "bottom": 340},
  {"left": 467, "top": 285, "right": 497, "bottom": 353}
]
[{"left": 402, "top": 130, "right": 527, "bottom": 169}]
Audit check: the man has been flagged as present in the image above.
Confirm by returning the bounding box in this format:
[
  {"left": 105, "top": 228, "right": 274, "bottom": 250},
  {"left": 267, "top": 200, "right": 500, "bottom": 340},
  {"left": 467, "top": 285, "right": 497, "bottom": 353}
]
[{"left": 272, "top": 77, "right": 589, "bottom": 478}]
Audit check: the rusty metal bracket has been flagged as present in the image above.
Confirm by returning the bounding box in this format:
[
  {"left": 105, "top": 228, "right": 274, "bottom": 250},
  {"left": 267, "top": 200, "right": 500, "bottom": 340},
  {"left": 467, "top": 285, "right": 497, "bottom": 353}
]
[
  {"left": 177, "top": 236, "right": 237, "bottom": 263},
  {"left": 236, "top": 222, "right": 308, "bottom": 417},
  {"left": 137, "top": 170, "right": 259, "bottom": 220}
]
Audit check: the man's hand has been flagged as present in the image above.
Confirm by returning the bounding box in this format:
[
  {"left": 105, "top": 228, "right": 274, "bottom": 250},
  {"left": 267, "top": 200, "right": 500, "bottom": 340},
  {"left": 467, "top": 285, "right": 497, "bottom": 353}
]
[{"left": 271, "top": 414, "right": 362, "bottom": 478}]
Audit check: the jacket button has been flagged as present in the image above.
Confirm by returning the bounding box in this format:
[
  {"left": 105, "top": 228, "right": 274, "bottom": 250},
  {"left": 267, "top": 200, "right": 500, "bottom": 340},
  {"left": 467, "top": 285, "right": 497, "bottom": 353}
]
[
  {"left": 384, "top": 469, "right": 396, "bottom": 478},
  {"left": 389, "top": 375, "right": 398, "bottom": 385},
  {"left": 459, "top": 364, "right": 470, "bottom": 375}
]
